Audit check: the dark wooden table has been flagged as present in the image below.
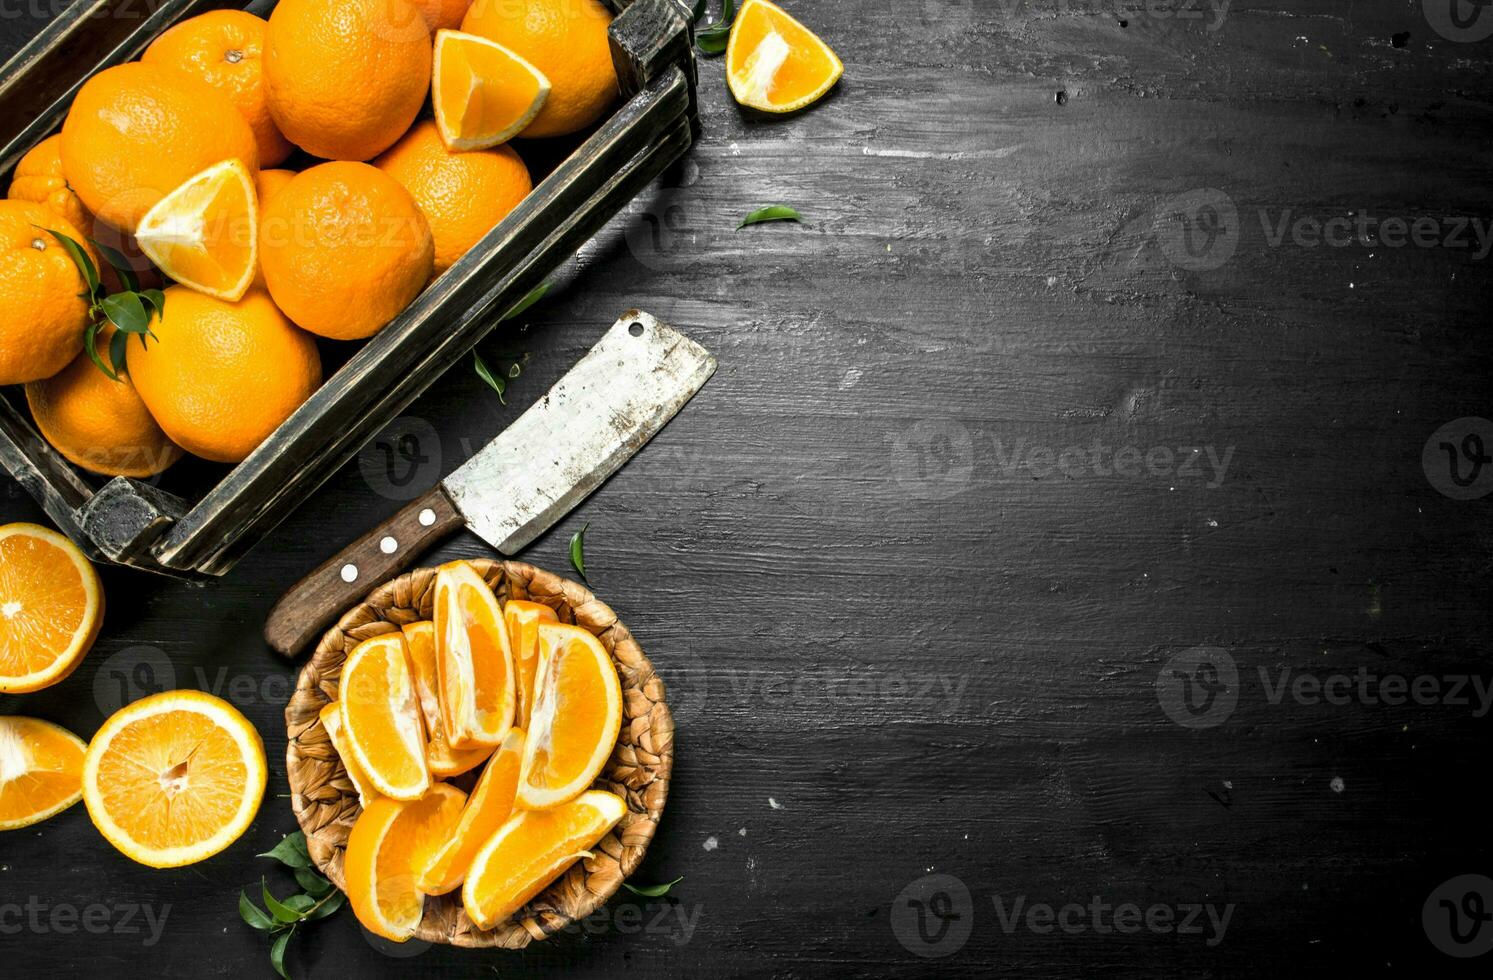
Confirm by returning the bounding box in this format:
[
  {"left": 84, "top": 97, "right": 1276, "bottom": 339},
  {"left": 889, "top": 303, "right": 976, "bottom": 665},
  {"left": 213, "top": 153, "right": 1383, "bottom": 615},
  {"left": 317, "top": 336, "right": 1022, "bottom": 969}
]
[{"left": 4, "top": 1, "right": 1492, "bottom": 975}]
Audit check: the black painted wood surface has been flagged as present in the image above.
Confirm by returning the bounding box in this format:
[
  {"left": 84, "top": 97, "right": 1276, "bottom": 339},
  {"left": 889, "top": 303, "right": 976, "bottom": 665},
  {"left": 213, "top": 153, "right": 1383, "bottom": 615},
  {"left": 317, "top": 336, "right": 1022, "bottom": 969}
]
[{"left": 3, "top": 1, "right": 1492, "bottom": 976}]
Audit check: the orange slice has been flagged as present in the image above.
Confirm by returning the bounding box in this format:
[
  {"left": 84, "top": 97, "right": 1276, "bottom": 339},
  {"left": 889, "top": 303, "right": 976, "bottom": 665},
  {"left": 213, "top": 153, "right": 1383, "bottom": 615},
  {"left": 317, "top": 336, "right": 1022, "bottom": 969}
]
[
  {"left": 340, "top": 633, "right": 430, "bottom": 801},
  {"left": 135, "top": 158, "right": 257, "bottom": 301},
  {"left": 432, "top": 29, "right": 550, "bottom": 151},
  {"left": 515, "top": 623, "right": 622, "bottom": 810},
  {"left": 0, "top": 523, "right": 102, "bottom": 694},
  {"left": 318, "top": 702, "right": 377, "bottom": 806},
  {"left": 504, "top": 599, "right": 558, "bottom": 730},
  {"left": 0, "top": 716, "right": 87, "bottom": 830},
  {"left": 345, "top": 782, "right": 466, "bottom": 942},
  {"left": 725, "top": 0, "right": 843, "bottom": 114},
  {"left": 81, "top": 690, "right": 266, "bottom": 867},
  {"left": 434, "top": 562, "right": 516, "bottom": 748},
  {"left": 402, "top": 621, "right": 494, "bottom": 777},
  {"left": 462, "top": 789, "right": 626, "bottom": 929},
  {"left": 415, "top": 727, "right": 523, "bottom": 895}
]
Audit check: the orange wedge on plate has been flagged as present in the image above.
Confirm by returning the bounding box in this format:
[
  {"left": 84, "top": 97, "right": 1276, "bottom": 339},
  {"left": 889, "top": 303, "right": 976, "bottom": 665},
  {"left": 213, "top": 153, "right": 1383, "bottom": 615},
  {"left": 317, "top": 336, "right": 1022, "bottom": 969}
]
[
  {"left": 340, "top": 633, "right": 430, "bottom": 801},
  {"left": 135, "top": 158, "right": 257, "bottom": 301},
  {"left": 0, "top": 716, "right": 87, "bottom": 830},
  {"left": 515, "top": 623, "right": 622, "bottom": 810},
  {"left": 725, "top": 0, "right": 843, "bottom": 114},
  {"left": 402, "top": 621, "right": 494, "bottom": 777},
  {"left": 0, "top": 523, "right": 102, "bottom": 694},
  {"left": 415, "top": 727, "right": 524, "bottom": 895},
  {"left": 81, "top": 690, "right": 266, "bottom": 867},
  {"left": 504, "top": 599, "right": 558, "bottom": 730},
  {"left": 319, "top": 702, "right": 377, "bottom": 806},
  {"left": 345, "top": 782, "right": 466, "bottom": 942},
  {"left": 434, "top": 562, "right": 515, "bottom": 748},
  {"left": 432, "top": 29, "right": 550, "bottom": 151},
  {"left": 462, "top": 788, "right": 626, "bottom": 929}
]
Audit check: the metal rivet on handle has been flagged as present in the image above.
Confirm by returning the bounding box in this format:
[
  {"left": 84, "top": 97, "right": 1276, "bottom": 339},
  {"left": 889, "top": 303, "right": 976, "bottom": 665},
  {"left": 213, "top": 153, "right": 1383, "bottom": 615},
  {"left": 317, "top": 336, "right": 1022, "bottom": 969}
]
[
  {"left": 380, "top": 536, "right": 398, "bottom": 554},
  {"left": 341, "top": 564, "right": 358, "bottom": 583},
  {"left": 419, "top": 508, "right": 437, "bottom": 527}
]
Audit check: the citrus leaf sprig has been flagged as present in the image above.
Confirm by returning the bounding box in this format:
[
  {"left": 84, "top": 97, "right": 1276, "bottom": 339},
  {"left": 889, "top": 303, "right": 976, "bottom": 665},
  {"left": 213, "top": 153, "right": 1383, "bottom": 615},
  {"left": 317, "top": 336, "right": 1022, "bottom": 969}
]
[
  {"left": 622, "top": 875, "right": 683, "bottom": 897},
  {"left": 42, "top": 226, "right": 163, "bottom": 381},
  {"left": 569, "top": 521, "right": 590, "bottom": 583},
  {"left": 696, "top": 0, "right": 735, "bottom": 55},
  {"left": 239, "top": 832, "right": 345, "bottom": 979}
]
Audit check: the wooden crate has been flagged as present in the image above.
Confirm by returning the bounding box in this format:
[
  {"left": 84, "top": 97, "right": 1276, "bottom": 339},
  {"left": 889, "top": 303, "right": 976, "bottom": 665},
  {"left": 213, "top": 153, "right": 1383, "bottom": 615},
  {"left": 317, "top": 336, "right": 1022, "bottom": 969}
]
[{"left": 0, "top": 0, "right": 697, "bottom": 578}]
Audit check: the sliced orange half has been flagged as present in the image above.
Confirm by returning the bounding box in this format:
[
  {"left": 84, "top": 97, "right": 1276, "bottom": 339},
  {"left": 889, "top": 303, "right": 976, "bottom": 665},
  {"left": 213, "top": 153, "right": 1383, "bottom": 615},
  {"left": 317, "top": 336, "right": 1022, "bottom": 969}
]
[
  {"left": 82, "top": 690, "right": 267, "bottom": 867},
  {"left": 345, "top": 782, "right": 466, "bottom": 942},
  {"left": 504, "top": 599, "right": 558, "bottom": 730},
  {"left": 515, "top": 623, "right": 622, "bottom": 810},
  {"left": 340, "top": 633, "right": 430, "bottom": 801},
  {"left": 135, "top": 158, "right": 258, "bottom": 301},
  {"left": 434, "top": 562, "right": 515, "bottom": 749},
  {"left": 462, "top": 789, "right": 626, "bottom": 929},
  {"left": 415, "top": 727, "right": 524, "bottom": 895},
  {"left": 402, "top": 620, "right": 494, "bottom": 777},
  {"left": 0, "top": 523, "right": 102, "bottom": 694},
  {"left": 725, "top": 0, "right": 843, "bottom": 114},
  {"left": 432, "top": 29, "right": 550, "bottom": 151},
  {"left": 0, "top": 716, "right": 87, "bottom": 830},
  {"left": 318, "top": 702, "right": 377, "bottom": 806}
]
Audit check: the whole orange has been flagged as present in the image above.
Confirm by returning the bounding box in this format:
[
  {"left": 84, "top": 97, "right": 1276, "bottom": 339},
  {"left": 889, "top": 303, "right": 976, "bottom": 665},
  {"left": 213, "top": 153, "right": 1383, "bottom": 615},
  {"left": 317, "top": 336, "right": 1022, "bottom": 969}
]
[
  {"left": 460, "top": 0, "right": 617, "bottom": 138},
  {"left": 374, "top": 120, "right": 531, "bottom": 274},
  {"left": 0, "top": 201, "right": 94, "bottom": 385},
  {"left": 59, "top": 62, "right": 259, "bottom": 233},
  {"left": 142, "top": 10, "right": 293, "bottom": 168},
  {"left": 264, "top": 0, "right": 432, "bottom": 161},
  {"left": 6, "top": 135, "right": 91, "bottom": 234},
  {"left": 250, "top": 168, "right": 296, "bottom": 290},
  {"left": 413, "top": 0, "right": 470, "bottom": 31},
  {"left": 25, "top": 327, "right": 184, "bottom": 478},
  {"left": 258, "top": 162, "right": 434, "bottom": 340},
  {"left": 126, "top": 287, "right": 322, "bottom": 463}
]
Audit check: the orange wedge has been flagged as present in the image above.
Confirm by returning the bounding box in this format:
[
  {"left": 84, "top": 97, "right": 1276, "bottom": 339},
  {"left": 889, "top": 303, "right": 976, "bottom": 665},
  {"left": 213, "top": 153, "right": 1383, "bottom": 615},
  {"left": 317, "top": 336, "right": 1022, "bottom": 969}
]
[
  {"left": 434, "top": 562, "right": 516, "bottom": 748},
  {"left": 402, "top": 621, "right": 494, "bottom": 776},
  {"left": 318, "top": 702, "right": 377, "bottom": 806},
  {"left": 462, "top": 789, "right": 626, "bottom": 929},
  {"left": 345, "top": 782, "right": 466, "bottom": 942},
  {"left": 82, "top": 690, "right": 266, "bottom": 867},
  {"left": 340, "top": 633, "right": 430, "bottom": 801},
  {"left": 0, "top": 717, "right": 87, "bottom": 830},
  {"left": 504, "top": 599, "right": 557, "bottom": 730},
  {"left": 135, "top": 158, "right": 257, "bottom": 301},
  {"left": 725, "top": 0, "right": 843, "bottom": 114},
  {"left": 432, "top": 29, "right": 550, "bottom": 151},
  {"left": 515, "top": 623, "right": 622, "bottom": 810},
  {"left": 415, "top": 727, "right": 524, "bottom": 895},
  {"left": 0, "top": 523, "right": 102, "bottom": 694}
]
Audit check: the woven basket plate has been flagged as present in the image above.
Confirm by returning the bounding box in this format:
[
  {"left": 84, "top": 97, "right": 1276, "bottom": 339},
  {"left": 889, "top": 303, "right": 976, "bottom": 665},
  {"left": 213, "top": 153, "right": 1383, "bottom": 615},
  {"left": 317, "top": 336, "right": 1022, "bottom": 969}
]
[{"left": 284, "top": 559, "right": 673, "bottom": 947}]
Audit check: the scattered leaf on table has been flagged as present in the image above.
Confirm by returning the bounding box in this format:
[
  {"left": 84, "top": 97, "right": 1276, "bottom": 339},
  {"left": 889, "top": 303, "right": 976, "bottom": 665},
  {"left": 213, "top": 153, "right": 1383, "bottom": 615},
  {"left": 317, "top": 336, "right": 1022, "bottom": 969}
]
[{"left": 738, "top": 205, "right": 802, "bottom": 229}]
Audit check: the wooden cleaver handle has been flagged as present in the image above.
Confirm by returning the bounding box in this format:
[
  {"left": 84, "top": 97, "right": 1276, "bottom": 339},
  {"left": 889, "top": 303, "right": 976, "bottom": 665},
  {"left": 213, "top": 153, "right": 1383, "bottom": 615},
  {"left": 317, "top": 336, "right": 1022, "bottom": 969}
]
[{"left": 263, "top": 485, "right": 465, "bottom": 658}]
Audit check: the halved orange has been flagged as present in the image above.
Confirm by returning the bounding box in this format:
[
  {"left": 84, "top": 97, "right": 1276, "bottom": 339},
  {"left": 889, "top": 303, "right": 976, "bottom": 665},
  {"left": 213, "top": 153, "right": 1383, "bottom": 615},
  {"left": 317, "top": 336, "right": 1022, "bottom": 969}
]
[
  {"left": 402, "top": 621, "right": 494, "bottom": 777},
  {"left": 82, "top": 690, "right": 266, "bottom": 867},
  {"left": 318, "top": 701, "right": 377, "bottom": 806},
  {"left": 725, "top": 0, "right": 843, "bottom": 114},
  {"left": 340, "top": 633, "right": 430, "bottom": 801},
  {"left": 0, "top": 523, "right": 103, "bottom": 694},
  {"left": 504, "top": 599, "right": 558, "bottom": 730},
  {"left": 432, "top": 29, "right": 550, "bottom": 151},
  {"left": 434, "top": 562, "right": 515, "bottom": 748},
  {"left": 135, "top": 158, "right": 258, "bottom": 301},
  {"left": 345, "top": 782, "right": 466, "bottom": 942},
  {"left": 0, "top": 716, "right": 87, "bottom": 830},
  {"left": 415, "top": 727, "right": 524, "bottom": 895},
  {"left": 462, "top": 789, "right": 626, "bottom": 929},
  {"left": 515, "top": 623, "right": 622, "bottom": 810}
]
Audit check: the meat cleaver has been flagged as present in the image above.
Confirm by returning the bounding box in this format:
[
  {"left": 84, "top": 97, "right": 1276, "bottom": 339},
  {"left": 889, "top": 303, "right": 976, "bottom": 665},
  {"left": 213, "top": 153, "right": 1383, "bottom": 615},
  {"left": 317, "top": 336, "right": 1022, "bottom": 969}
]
[{"left": 263, "top": 310, "right": 715, "bottom": 657}]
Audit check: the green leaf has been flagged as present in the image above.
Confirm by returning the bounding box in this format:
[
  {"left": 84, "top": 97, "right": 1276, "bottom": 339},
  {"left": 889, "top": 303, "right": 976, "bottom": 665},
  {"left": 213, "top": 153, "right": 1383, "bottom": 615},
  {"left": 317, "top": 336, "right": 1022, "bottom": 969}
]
[
  {"left": 239, "top": 892, "right": 275, "bottom": 932},
  {"left": 502, "top": 280, "right": 550, "bottom": 321},
  {"left": 294, "top": 867, "right": 333, "bottom": 897},
  {"left": 258, "top": 833, "right": 312, "bottom": 869},
  {"left": 90, "top": 239, "right": 139, "bottom": 293},
  {"left": 303, "top": 890, "right": 345, "bottom": 921},
  {"left": 100, "top": 291, "right": 149, "bottom": 334},
  {"left": 283, "top": 894, "right": 316, "bottom": 914},
  {"left": 109, "top": 326, "right": 129, "bottom": 377},
  {"left": 269, "top": 927, "right": 293, "bottom": 980},
  {"left": 737, "top": 205, "right": 802, "bottom": 230},
  {"left": 262, "top": 879, "right": 304, "bottom": 924},
  {"left": 140, "top": 288, "right": 166, "bottom": 320},
  {"left": 569, "top": 522, "right": 589, "bottom": 583},
  {"left": 696, "top": 0, "right": 735, "bottom": 54},
  {"left": 691, "top": 0, "right": 705, "bottom": 22},
  {"left": 82, "top": 321, "right": 119, "bottom": 382},
  {"left": 474, "top": 351, "right": 507, "bottom": 404},
  {"left": 39, "top": 227, "right": 99, "bottom": 296},
  {"left": 622, "top": 875, "right": 683, "bottom": 897}
]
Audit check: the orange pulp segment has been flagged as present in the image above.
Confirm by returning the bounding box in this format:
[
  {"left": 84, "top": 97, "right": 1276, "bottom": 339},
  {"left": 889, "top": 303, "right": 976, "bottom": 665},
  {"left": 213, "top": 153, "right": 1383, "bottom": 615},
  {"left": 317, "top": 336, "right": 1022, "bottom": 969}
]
[
  {"left": 415, "top": 727, "right": 524, "bottom": 895},
  {"left": 135, "top": 158, "right": 258, "bottom": 301},
  {"left": 434, "top": 562, "right": 515, "bottom": 748},
  {"left": 319, "top": 701, "right": 377, "bottom": 806},
  {"left": 432, "top": 29, "right": 550, "bottom": 151},
  {"left": 402, "top": 620, "right": 494, "bottom": 776},
  {"left": 0, "top": 523, "right": 102, "bottom": 694},
  {"left": 0, "top": 716, "right": 87, "bottom": 830},
  {"left": 344, "top": 782, "right": 466, "bottom": 942},
  {"left": 515, "top": 623, "right": 622, "bottom": 810},
  {"left": 339, "top": 632, "right": 430, "bottom": 800},
  {"left": 725, "top": 0, "right": 843, "bottom": 114},
  {"left": 503, "top": 599, "right": 557, "bottom": 730}
]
